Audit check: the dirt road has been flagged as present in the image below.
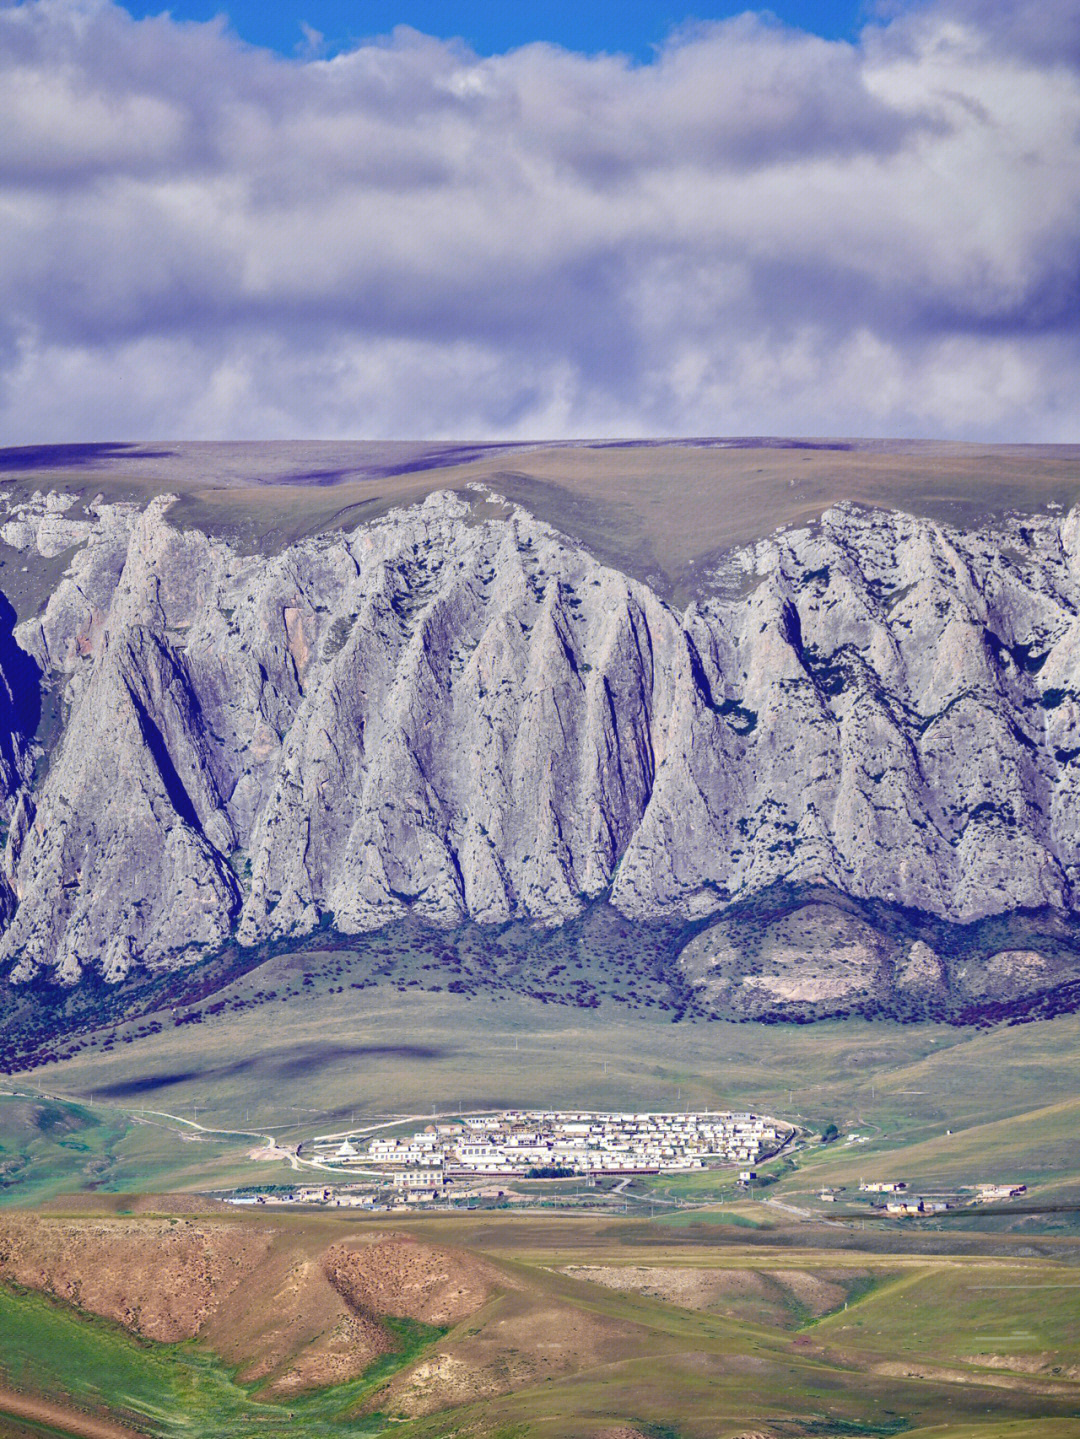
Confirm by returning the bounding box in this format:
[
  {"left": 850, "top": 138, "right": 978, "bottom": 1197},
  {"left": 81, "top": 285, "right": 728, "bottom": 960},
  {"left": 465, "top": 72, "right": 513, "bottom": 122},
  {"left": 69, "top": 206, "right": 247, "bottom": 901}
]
[{"left": 0, "top": 1385, "right": 146, "bottom": 1439}]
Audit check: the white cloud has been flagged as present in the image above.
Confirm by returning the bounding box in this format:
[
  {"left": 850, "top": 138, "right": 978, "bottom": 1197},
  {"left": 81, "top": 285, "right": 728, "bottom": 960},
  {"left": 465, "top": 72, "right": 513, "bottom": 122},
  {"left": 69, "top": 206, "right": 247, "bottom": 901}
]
[{"left": 0, "top": 0, "right": 1077, "bottom": 441}]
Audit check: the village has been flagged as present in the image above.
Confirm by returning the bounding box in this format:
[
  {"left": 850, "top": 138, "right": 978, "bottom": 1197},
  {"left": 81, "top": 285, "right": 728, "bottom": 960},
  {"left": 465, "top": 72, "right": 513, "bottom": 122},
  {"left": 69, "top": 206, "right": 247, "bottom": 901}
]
[
  {"left": 226, "top": 1108, "right": 794, "bottom": 1209},
  {"left": 219, "top": 1109, "right": 1033, "bottom": 1219}
]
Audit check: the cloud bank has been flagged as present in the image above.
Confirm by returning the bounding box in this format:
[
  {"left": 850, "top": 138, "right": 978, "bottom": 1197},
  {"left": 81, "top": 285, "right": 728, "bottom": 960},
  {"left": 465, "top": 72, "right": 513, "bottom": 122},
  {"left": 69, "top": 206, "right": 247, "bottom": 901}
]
[{"left": 0, "top": 0, "right": 1078, "bottom": 442}]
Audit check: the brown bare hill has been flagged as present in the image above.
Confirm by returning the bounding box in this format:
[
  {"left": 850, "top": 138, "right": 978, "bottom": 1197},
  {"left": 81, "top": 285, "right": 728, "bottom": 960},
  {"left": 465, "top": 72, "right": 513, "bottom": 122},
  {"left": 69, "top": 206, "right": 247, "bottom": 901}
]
[
  {"left": 0, "top": 1385, "right": 147, "bottom": 1439},
  {"left": 559, "top": 1263, "right": 873, "bottom": 1328},
  {"left": 37, "top": 1192, "right": 229, "bottom": 1216},
  {"left": 324, "top": 1233, "right": 496, "bottom": 1325},
  {"left": 0, "top": 1212, "right": 493, "bottom": 1396},
  {"left": 0, "top": 1213, "right": 273, "bottom": 1341},
  {"left": 375, "top": 1277, "right": 647, "bottom": 1420}
]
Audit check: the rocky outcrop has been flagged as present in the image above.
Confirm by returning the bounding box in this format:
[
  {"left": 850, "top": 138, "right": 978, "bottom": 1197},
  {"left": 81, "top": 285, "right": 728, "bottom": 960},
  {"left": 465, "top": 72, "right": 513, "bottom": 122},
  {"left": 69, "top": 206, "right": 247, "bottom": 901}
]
[
  {"left": 676, "top": 898, "right": 1080, "bottom": 1017},
  {"left": 4, "top": 483, "right": 1080, "bottom": 991},
  {"left": 679, "top": 903, "right": 893, "bottom": 1010}
]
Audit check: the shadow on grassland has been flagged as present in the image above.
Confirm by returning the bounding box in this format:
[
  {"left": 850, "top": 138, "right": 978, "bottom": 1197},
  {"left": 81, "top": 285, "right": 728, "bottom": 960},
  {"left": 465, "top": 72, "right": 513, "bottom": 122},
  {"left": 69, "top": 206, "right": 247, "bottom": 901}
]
[{"left": 85, "top": 1042, "right": 450, "bottom": 1100}]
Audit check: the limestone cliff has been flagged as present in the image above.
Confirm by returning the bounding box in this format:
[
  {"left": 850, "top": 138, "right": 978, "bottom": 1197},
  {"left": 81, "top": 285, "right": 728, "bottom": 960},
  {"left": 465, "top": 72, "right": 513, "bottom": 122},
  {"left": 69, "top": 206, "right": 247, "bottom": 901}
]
[{"left": 3, "top": 482, "right": 1080, "bottom": 1004}]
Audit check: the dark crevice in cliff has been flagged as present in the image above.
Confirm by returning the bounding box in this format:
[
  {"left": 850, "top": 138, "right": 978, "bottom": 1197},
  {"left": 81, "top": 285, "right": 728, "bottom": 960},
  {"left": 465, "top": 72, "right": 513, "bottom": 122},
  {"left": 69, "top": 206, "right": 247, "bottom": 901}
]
[
  {"left": 0, "top": 592, "right": 41, "bottom": 745},
  {"left": 128, "top": 691, "right": 206, "bottom": 839}
]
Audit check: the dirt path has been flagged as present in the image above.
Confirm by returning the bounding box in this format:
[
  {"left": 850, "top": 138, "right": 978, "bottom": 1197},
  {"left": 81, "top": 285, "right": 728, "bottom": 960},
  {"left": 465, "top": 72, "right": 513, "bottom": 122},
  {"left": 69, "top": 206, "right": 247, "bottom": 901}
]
[
  {"left": 129, "top": 1107, "right": 310, "bottom": 1170},
  {"left": 0, "top": 1385, "right": 147, "bottom": 1439}
]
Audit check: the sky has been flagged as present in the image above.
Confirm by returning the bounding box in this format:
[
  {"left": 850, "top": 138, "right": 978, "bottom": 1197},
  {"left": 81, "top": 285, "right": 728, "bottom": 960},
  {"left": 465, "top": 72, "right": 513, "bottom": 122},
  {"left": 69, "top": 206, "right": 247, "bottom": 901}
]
[
  {"left": 1, "top": 0, "right": 1078, "bottom": 442},
  {"left": 117, "top": 0, "right": 867, "bottom": 60}
]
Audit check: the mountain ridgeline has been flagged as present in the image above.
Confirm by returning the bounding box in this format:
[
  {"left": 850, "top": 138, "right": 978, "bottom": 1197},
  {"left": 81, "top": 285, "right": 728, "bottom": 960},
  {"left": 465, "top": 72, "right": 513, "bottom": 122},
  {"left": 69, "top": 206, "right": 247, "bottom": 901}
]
[{"left": 5, "top": 461, "right": 1080, "bottom": 1026}]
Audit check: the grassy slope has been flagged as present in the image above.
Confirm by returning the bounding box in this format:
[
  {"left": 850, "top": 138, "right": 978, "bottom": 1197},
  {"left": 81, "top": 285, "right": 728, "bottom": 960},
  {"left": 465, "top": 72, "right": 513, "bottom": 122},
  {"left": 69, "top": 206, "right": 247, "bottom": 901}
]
[
  {"left": 0, "top": 1094, "right": 303, "bottom": 1207},
  {"left": 0, "top": 1282, "right": 438, "bottom": 1439},
  {"left": 7, "top": 967, "right": 1080, "bottom": 1208},
  {"left": 5, "top": 438, "right": 1080, "bottom": 604},
  {"left": 795, "top": 1094, "right": 1080, "bottom": 1194},
  {"left": 3, "top": 1206, "right": 1080, "bottom": 1439},
  {"left": 809, "top": 1260, "right": 1080, "bottom": 1365},
  {"left": 0, "top": 963, "right": 1027, "bottom": 1124},
  {"left": 450, "top": 1215, "right": 1080, "bottom": 1437}
]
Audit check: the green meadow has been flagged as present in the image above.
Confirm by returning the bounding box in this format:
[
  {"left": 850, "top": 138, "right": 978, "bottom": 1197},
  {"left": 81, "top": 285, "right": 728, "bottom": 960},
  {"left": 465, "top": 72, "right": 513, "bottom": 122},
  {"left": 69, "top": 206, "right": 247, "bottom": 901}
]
[
  {"left": 6, "top": 968, "right": 1080, "bottom": 1217},
  {"left": 0, "top": 1283, "right": 440, "bottom": 1439}
]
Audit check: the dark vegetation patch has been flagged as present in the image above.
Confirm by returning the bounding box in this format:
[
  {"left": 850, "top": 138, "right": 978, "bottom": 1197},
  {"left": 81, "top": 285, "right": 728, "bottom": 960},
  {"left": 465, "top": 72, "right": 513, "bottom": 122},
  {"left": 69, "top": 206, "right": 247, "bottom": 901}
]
[
  {"left": 79, "top": 1072, "right": 201, "bottom": 1099},
  {"left": 7, "top": 885, "right": 1080, "bottom": 1078},
  {"left": 0, "top": 903, "right": 706, "bottom": 1075}
]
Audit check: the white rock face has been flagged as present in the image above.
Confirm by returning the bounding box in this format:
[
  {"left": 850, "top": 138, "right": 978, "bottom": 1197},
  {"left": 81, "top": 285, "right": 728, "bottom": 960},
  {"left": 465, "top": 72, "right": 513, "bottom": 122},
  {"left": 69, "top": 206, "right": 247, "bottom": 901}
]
[
  {"left": 0, "top": 489, "right": 96, "bottom": 558},
  {"left": 3, "top": 487, "right": 1080, "bottom": 984}
]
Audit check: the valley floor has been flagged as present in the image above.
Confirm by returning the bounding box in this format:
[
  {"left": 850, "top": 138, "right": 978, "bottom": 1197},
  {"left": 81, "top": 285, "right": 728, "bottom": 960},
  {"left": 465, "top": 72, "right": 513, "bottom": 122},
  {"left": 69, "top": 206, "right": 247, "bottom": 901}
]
[
  {"left": 5, "top": 967, "right": 1080, "bottom": 1215},
  {"left": 3, "top": 976, "right": 1080, "bottom": 1436}
]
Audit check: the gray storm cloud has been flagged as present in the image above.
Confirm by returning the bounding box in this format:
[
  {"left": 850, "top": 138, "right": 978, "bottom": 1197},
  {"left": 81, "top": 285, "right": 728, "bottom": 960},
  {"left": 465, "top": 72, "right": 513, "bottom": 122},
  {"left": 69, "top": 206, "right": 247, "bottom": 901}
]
[{"left": 0, "top": 0, "right": 1077, "bottom": 441}]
